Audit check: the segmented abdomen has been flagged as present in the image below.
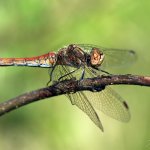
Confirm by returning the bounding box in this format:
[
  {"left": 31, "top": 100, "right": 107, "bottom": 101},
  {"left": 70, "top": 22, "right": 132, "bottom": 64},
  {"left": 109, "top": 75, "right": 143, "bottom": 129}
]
[{"left": 0, "top": 52, "right": 57, "bottom": 68}]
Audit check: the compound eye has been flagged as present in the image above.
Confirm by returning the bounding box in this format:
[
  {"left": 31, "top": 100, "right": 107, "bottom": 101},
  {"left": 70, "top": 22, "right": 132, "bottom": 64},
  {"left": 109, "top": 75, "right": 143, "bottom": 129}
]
[{"left": 90, "top": 48, "right": 104, "bottom": 67}]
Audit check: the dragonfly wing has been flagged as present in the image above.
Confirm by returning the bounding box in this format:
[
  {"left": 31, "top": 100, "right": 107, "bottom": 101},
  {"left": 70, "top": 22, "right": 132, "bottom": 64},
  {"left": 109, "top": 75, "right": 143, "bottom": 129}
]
[
  {"left": 67, "top": 92, "right": 104, "bottom": 131},
  {"left": 49, "top": 65, "right": 82, "bottom": 82},
  {"left": 83, "top": 87, "right": 130, "bottom": 122},
  {"left": 80, "top": 66, "right": 131, "bottom": 122},
  {"left": 77, "top": 44, "right": 136, "bottom": 69},
  {"left": 50, "top": 63, "right": 130, "bottom": 129},
  {"left": 52, "top": 65, "right": 104, "bottom": 130},
  {"left": 101, "top": 48, "right": 136, "bottom": 69}
]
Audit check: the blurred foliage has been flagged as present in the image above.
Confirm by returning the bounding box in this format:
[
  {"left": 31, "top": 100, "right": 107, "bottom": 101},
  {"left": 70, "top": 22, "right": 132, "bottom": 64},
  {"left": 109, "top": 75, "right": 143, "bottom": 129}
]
[{"left": 0, "top": 0, "right": 150, "bottom": 150}]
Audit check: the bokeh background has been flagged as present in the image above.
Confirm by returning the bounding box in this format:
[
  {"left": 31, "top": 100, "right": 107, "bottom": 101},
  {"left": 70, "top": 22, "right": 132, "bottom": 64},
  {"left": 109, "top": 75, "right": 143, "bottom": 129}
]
[{"left": 0, "top": 0, "right": 150, "bottom": 150}]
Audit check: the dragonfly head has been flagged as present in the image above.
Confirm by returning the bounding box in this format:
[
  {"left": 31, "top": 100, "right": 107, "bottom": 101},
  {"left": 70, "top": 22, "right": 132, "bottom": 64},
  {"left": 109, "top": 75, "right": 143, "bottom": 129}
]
[{"left": 90, "top": 47, "right": 105, "bottom": 68}]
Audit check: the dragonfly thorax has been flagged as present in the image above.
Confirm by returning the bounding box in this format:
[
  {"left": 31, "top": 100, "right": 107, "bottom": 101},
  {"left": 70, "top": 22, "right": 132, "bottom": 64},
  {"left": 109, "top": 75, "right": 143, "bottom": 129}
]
[{"left": 57, "top": 44, "right": 87, "bottom": 67}]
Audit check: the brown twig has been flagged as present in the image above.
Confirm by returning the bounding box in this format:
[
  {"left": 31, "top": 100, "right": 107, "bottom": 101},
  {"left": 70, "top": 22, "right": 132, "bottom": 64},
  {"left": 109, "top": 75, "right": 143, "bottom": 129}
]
[{"left": 0, "top": 74, "right": 150, "bottom": 116}]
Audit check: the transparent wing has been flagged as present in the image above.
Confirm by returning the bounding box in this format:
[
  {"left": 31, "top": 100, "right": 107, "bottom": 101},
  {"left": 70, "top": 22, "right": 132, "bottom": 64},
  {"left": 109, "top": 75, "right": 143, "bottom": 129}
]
[
  {"left": 82, "top": 87, "right": 130, "bottom": 122},
  {"left": 49, "top": 63, "right": 130, "bottom": 130},
  {"left": 49, "top": 65, "right": 67, "bottom": 81},
  {"left": 50, "top": 65, "right": 104, "bottom": 130},
  {"left": 83, "top": 66, "right": 131, "bottom": 122},
  {"left": 49, "top": 65, "right": 85, "bottom": 82},
  {"left": 68, "top": 92, "right": 104, "bottom": 131},
  {"left": 77, "top": 44, "right": 136, "bottom": 69}
]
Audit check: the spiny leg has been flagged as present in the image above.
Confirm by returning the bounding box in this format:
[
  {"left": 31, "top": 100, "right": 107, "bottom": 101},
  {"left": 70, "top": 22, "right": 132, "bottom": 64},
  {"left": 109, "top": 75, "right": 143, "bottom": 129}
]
[
  {"left": 58, "top": 67, "right": 79, "bottom": 81},
  {"left": 98, "top": 68, "right": 112, "bottom": 75},
  {"left": 47, "top": 66, "right": 56, "bottom": 86},
  {"left": 80, "top": 66, "right": 85, "bottom": 80}
]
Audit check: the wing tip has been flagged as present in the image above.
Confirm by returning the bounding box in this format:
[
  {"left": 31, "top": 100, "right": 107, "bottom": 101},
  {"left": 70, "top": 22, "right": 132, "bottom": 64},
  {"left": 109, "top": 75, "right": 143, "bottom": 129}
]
[{"left": 100, "top": 125, "right": 104, "bottom": 132}]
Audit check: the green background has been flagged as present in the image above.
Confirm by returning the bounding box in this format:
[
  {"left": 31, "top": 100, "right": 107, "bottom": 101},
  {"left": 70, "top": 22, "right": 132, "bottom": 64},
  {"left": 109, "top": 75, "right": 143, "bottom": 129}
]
[{"left": 0, "top": 0, "right": 150, "bottom": 150}]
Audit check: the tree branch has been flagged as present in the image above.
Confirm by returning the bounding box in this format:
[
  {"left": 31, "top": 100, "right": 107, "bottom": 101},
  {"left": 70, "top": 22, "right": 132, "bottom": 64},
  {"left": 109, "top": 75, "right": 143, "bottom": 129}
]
[{"left": 0, "top": 74, "right": 150, "bottom": 116}]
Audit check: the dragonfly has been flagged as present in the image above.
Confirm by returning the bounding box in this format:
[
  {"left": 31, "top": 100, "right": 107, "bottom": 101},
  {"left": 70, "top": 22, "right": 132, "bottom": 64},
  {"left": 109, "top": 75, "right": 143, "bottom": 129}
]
[{"left": 0, "top": 44, "right": 136, "bottom": 131}]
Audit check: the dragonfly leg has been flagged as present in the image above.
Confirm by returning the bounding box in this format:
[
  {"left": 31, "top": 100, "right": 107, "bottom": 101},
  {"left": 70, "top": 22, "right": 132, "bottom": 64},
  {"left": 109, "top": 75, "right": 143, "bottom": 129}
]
[
  {"left": 99, "top": 69, "right": 112, "bottom": 75},
  {"left": 49, "top": 66, "right": 56, "bottom": 81},
  {"left": 47, "top": 66, "right": 56, "bottom": 86},
  {"left": 80, "top": 66, "right": 85, "bottom": 80},
  {"left": 58, "top": 68, "right": 79, "bottom": 81},
  {"left": 88, "top": 67, "right": 97, "bottom": 76}
]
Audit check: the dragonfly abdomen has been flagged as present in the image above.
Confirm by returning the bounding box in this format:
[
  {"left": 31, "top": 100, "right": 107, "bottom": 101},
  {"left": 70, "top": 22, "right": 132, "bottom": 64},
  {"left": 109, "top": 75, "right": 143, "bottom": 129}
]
[{"left": 0, "top": 52, "right": 57, "bottom": 68}]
